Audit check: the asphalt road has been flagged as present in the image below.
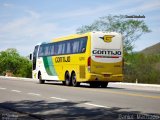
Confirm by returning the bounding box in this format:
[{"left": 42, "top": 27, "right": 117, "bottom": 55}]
[{"left": 0, "top": 78, "right": 160, "bottom": 120}]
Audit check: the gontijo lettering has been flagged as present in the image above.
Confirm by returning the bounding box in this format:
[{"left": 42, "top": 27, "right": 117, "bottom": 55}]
[
  {"left": 92, "top": 50, "right": 121, "bottom": 56},
  {"left": 55, "top": 56, "right": 70, "bottom": 63}
]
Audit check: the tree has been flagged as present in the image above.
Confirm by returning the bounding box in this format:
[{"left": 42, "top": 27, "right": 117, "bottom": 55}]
[
  {"left": 0, "top": 48, "right": 32, "bottom": 78},
  {"left": 0, "top": 48, "right": 20, "bottom": 74},
  {"left": 76, "top": 15, "right": 151, "bottom": 54}
]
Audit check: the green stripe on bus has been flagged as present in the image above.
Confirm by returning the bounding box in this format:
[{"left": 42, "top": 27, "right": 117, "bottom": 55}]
[{"left": 43, "top": 56, "right": 57, "bottom": 76}]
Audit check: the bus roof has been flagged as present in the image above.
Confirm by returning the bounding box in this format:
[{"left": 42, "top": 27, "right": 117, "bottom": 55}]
[
  {"left": 51, "top": 31, "right": 120, "bottom": 43},
  {"left": 52, "top": 32, "right": 91, "bottom": 42}
]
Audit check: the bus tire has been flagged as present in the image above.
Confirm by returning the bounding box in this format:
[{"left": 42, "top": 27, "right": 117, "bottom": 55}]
[
  {"left": 71, "top": 72, "right": 80, "bottom": 87},
  {"left": 38, "top": 73, "right": 45, "bottom": 84},
  {"left": 65, "top": 71, "right": 71, "bottom": 86},
  {"left": 100, "top": 82, "right": 108, "bottom": 88}
]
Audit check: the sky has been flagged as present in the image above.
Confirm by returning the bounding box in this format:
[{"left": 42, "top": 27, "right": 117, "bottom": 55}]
[{"left": 0, "top": 0, "right": 160, "bottom": 56}]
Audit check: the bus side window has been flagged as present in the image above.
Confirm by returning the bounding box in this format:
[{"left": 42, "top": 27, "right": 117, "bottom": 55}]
[
  {"left": 48, "top": 44, "right": 52, "bottom": 56},
  {"left": 62, "top": 42, "right": 66, "bottom": 54},
  {"left": 38, "top": 46, "right": 42, "bottom": 57},
  {"left": 66, "top": 41, "right": 71, "bottom": 54},
  {"left": 54, "top": 43, "right": 58, "bottom": 55},
  {"left": 50, "top": 43, "right": 54, "bottom": 56},
  {"left": 73, "top": 40, "right": 79, "bottom": 53},
  {"left": 45, "top": 45, "right": 49, "bottom": 56},
  {"left": 38, "top": 45, "right": 44, "bottom": 57},
  {"left": 42, "top": 45, "right": 46, "bottom": 56},
  {"left": 79, "top": 38, "right": 85, "bottom": 53},
  {"left": 57, "top": 43, "right": 63, "bottom": 55},
  {"left": 81, "top": 37, "right": 87, "bottom": 53}
]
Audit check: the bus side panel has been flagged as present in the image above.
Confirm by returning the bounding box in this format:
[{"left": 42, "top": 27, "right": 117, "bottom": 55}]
[
  {"left": 36, "top": 56, "right": 59, "bottom": 81},
  {"left": 51, "top": 34, "right": 91, "bottom": 82},
  {"left": 43, "top": 56, "right": 57, "bottom": 76},
  {"left": 52, "top": 54, "right": 87, "bottom": 82}
]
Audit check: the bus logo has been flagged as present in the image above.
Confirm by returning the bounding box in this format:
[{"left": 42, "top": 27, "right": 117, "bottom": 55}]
[{"left": 103, "top": 35, "right": 115, "bottom": 43}]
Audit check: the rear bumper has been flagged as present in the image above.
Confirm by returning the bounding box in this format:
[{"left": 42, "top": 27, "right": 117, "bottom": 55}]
[{"left": 86, "top": 73, "right": 123, "bottom": 82}]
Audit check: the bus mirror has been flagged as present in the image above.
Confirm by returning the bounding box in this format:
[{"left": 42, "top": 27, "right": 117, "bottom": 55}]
[{"left": 29, "top": 53, "right": 32, "bottom": 60}]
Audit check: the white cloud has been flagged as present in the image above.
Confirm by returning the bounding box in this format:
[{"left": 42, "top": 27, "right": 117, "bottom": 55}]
[
  {"left": 44, "top": 6, "right": 110, "bottom": 20},
  {"left": 117, "top": 0, "right": 160, "bottom": 14},
  {"left": 139, "top": 1, "right": 160, "bottom": 11},
  {"left": 0, "top": 17, "right": 31, "bottom": 32},
  {"left": 0, "top": 8, "right": 80, "bottom": 55},
  {"left": 3, "top": 3, "right": 14, "bottom": 7},
  {"left": 0, "top": 18, "right": 57, "bottom": 41},
  {"left": 25, "top": 10, "right": 40, "bottom": 19},
  {"left": 44, "top": 1, "right": 140, "bottom": 20},
  {"left": 44, "top": 0, "right": 155, "bottom": 22}
]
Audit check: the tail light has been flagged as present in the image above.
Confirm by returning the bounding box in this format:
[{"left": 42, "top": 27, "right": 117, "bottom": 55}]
[{"left": 87, "top": 56, "right": 91, "bottom": 72}]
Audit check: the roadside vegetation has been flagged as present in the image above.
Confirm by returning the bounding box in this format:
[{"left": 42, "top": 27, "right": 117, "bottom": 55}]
[
  {"left": 0, "top": 48, "right": 32, "bottom": 78},
  {"left": 124, "top": 52, "right": 160, "bottom": 84}
]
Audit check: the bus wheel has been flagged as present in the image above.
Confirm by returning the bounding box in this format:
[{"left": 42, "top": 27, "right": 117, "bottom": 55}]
[
  {"left": 65, "top": 71, "right": 71, "bottom": 86},
  {"left": 38, "top": 73, "right": 45, "bottom": 84},
  {"left": 71, "top": 72, "right": 80, "bottom": 87},
  {"left": 100, "top": 82, "right": 108, "bottom": 88}
]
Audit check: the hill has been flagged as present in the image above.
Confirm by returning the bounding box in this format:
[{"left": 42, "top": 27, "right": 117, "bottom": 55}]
[{"left": 141, "top": 42, "right": 160, "bottom": 55}]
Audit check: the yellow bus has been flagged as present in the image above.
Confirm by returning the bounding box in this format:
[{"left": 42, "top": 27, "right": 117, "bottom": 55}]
[{"left": 32, "top": 31, "right": 123, "bottom": 87}]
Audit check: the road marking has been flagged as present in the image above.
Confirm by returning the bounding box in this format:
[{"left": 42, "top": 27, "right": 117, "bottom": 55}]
[
  {"left": 73, "top": 87, "right": 160, "bottom": 99},
  {"left": 85, "top": 103, "right": 110, "bottom": 108},
  {"left": 50, "top": 97, "right": 68, "bottom": 101},
  {"left": 11, "top": 90, "right": 21, "bottom": 93},
  {"left": 97, "top": 90, "right": 160, "bottom": 99},
  {"left": 28, "top": 93, "right": 41, "bottom": 96},
  {"left": 108, "top": 91, "right": 160, "bottom": 99},
  {"left": 0, "top": 87, "right": 6, "bottom": 90}
]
